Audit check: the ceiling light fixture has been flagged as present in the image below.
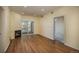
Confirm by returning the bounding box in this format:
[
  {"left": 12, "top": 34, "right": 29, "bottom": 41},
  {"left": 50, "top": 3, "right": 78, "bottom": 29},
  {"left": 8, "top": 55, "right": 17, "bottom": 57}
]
[
  {"left": 22, "top": 12, "right": 24, "bottom": 14},
  {"left": 24, "top": 6, "right": 28, "bottom": 8},
  {"left": 41, "top": 9, "right": 45, "bottom": 11},
  {"left": 51, "top": 12, "right": 53, "bottom": 14},
  {"left": 34, "top": 14, "right": 36, "bottom": 16}
]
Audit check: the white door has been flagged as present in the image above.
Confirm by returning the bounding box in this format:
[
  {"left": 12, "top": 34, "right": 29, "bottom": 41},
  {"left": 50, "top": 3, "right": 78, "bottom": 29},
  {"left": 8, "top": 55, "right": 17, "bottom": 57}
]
[{"left": 54, "top": 16, "right": 64, "bottom": 43}]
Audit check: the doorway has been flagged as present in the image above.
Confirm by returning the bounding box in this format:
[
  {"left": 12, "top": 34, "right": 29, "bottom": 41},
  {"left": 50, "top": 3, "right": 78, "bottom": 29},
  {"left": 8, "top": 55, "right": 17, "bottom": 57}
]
[
  {"left": 21, "top": 20, "right": 34, "bottom": 35},
  {"left": 54, "top": 16, "right": 64, "bottom": 43}
]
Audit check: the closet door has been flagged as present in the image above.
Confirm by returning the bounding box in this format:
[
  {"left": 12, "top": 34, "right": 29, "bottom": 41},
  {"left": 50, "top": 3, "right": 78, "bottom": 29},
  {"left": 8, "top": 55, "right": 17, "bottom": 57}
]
[{"left": 54, "top": 16, "right": 64, "bottom": 43}]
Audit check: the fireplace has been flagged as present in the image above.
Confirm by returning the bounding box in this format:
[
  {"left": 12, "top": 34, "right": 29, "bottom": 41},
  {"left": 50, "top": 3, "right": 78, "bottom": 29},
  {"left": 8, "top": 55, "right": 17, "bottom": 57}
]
[{"left": 15, "top": 30, "right": 21, "bottom": 38}]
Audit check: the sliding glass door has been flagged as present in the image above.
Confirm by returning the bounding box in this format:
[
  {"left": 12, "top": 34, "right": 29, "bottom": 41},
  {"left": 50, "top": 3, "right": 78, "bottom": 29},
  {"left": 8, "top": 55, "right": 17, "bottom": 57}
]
[{"left": 21, "top": 20, "right": 34, "bottom": 34}]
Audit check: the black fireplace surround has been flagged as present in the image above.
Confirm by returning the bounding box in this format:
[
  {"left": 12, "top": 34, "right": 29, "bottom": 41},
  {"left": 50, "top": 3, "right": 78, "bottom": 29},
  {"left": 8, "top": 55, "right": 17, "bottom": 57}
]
[{"left": 15, "top": 30, "right": 21, "bottom": 38}]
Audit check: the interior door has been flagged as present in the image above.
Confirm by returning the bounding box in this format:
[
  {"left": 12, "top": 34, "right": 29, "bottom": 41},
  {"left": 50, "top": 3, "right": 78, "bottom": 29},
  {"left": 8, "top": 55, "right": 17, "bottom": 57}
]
[{"left": 54, "top": 16, "right": 64, "bottom": 43}]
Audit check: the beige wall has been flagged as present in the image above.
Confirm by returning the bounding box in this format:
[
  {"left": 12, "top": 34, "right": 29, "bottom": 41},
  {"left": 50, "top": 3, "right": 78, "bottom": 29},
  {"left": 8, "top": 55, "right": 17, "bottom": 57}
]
[
  {"left": 9, "top": 11, "right": 41, "bottom": 39},
  {"left": 40, "top": 13, "right": 54, "bottom": 39},
  {"left": 0, "top": 7, "right": 4, "bottom": 52},
  {"left": 22, "top": 15, "right": 41, "bottom": 34},
  {"left": 40, "top": 7, "right": 79, "bottom": 50},
  {"left": 0, "top": 7, "right": 2, "bottom": 32},
  {"left": 0, "top": 7, "right": 10, "bottom": 52},
  {"left": 9, "top": 12, "right": 22, "bottom": 39}
]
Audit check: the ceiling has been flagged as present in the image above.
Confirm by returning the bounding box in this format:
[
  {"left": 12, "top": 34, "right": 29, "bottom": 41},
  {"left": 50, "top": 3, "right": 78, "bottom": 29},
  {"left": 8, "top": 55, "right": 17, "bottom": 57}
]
[{"left": 9, "top": 6, "right": 61, "bottom": 16}]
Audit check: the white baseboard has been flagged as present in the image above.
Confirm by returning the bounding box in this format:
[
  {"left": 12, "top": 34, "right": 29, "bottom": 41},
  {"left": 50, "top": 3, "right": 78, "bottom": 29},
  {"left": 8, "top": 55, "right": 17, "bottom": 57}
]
[{"left": 64, "top": 42, "right": 79, "bottom": 50}]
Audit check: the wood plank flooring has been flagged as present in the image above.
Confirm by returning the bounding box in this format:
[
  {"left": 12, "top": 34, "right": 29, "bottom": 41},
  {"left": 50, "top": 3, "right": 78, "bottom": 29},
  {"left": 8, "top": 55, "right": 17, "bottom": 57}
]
[{"left": 6, "top": 34, "right": 79, "bottom": 53}]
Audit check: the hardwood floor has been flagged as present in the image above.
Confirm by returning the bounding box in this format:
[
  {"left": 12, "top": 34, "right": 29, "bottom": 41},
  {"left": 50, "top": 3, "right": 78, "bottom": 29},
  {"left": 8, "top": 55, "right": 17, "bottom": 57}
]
[{"left": 6, "top": 34, "right": 79, "bottom": 53}]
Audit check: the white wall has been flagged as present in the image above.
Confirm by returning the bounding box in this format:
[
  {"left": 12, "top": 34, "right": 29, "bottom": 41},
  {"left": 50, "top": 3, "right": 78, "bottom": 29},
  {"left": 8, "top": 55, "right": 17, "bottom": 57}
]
[{"left": 40, "top": 7, "right": 79, "bottom": 50}]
